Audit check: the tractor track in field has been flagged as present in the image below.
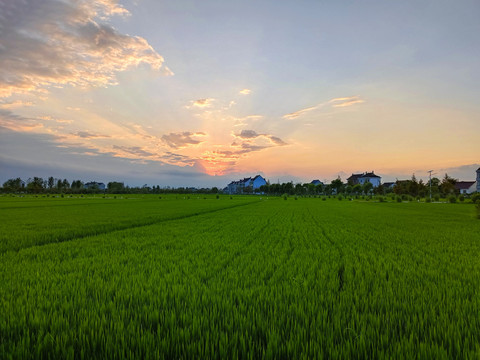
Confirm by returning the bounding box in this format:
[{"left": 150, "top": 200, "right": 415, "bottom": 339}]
[{"left": 5, "top": 200, "right": 262, "bottom": 254}]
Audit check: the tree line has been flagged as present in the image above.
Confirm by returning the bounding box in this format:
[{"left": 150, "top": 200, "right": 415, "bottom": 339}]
[
  {"left": 0, "top": 177, "right": 221, "bottom": 195},
  {"left": 0, "top": 173, "right": 472, "bottom": 197},
  {"left": 244, "top": 174, "right": 467, "bottom": 198}
]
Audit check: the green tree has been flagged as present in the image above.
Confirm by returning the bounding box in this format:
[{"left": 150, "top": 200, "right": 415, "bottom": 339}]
[
  {"left": 27, "top": 177, "right": 45, "bottom": 194},
  {"left": 331, "top": 177, "right": 344, "bottom": 195},
  {"left": 363, "top": 181, "right": 373, "bottom": 195},
  {"left": 2, "top": 178, "right": 24, "bottom": 193},
  {"left": 107, "top": 182, "right": 125, "bottom": 193},
  {"left": 352, "top": 184, "right": 362, "bottom": 195},
  {"left": 440, "top": 174, "right": 457, "bottom": 196},
  {"left": 47, "top": 176, "right": 55, "bottom": 190}
]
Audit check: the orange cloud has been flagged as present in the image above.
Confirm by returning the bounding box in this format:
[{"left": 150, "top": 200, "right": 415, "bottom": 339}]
[
  {"left": 239, "top": 89, "right": 251, "bottom": 95},
  {"left": 283, "top": 105, "right": 320, "bottom": 119},
  {"left": 0, "top": 0, "right": 171, "bottom": 98},
  {"left": 191, "top": 98, "right": 215, "bottom": 108}
]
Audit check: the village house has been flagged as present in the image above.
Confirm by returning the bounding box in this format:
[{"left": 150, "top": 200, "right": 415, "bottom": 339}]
[
  {"left": 455, "top": 181, "right": 476, "bottom": 195},
  {"left": 224, "top": 175, "right": 267, "bottom": 194},
  {"left": 347, "top": 171, "right": 382, "bottom": 187},
  {"left": 382, "top": 182, "right": 396, "bottom": 190}
]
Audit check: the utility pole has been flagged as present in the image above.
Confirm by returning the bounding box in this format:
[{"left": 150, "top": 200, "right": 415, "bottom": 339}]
[{"left": 428, "top": 170, "right": 433, "bottom": 200}]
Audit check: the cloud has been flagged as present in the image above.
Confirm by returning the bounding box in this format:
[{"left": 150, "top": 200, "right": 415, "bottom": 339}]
[
  {"left": 161, "top": 152, "right": 197, "bottom": 167},
  {"left": 0, "top": 109, "right": 43, "bottom": 132},
  {"left": 72, "top": 131, "right": 110, "bottom": 138},
  {"left": 0, "top": 0, "right": 172, "bottom": 98},
  {"left": 283, "top": 96, "right": 365, "bottom": 120},
  {"left": 329, "top": 96, "right": 364, "bottom": 107},
  {"left": 237, "top": 129, "right": 259, "bottom": 139},
  {"left": 283, "top": 105, "right": 320, "bottom": 119},
  {"left": 191, "top": 98, "right": 215, "bottom": 108},
  {"left": 239, "top": 89, "right": 251, "bottom": 95},
  {"left": 269, "top": 136, "right": 287, "bottom": 146},
  {"left": 0, "top": 100, "right": 34, "bottom": 109},
  {"left": 112, "top": 145, "right": 155, "bottom": 158},
  {"left": 234, "top": 129, "right": 287, "bottom": 146},
  {"left": 161, "top": 131, "right": 206, "bottom": 149}
]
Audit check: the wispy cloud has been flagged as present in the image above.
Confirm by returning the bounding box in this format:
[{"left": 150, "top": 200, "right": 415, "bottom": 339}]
[
  {"left": 0, "top": 100, "right": 34, "bottom": 109},
  {"left": 72, "top": 131, "right": 110, "bottom": 139},
  {"left": 283, "top": 96, "right": 365, "bottom": 119},
  {"left": 0, "top": 0, "right": 171, "bottom": 98},
  {"left": 239, "top": 89, "right": 251, "bottom": 95},
  {"left": 283, "top": 105, "right": 321, "bottom": 119},
  {"left": 112, "top": 145, "right": 155, "bottom": 158},
  {"left": 161, "top": 132, "right": 206, "bottom": 149},
  {"left": 0, "top": 109, "right": 43, "bottom": 132},
  {"left": 161, "top": 152, "right": 197, "bottom": 167},
  {"left": 329, "top": 96, "right": 364, "bottom": 107}
]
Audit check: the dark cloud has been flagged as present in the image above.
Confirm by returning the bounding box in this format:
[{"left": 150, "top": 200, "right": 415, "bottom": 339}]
[
  {"left": 73, "top": 131, "right": 110, "bottom": 138},
  {"left": 237, "top": 129, "right": 259, "bottom": 139},
  {"left": 269, "top": 136, "right": 287, "bottom": 146},
  {"left": 161, "top": 132, "right": 205, "bottom": 149}
]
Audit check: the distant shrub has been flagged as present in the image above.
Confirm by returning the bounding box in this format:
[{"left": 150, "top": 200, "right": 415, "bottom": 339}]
[
  {"left": 425, "top": 197, "right": 431, "bottom": 203},
  {"left": 448, "top": 195, "right": 457, "bottom": 203},
  {"left": 322, "top": 197, "right": 327, "bottom": 201},
  {"left": 61, "top": 194, "right": 64, "bottom": 198},
  {"left": 378, "top": 196, "right": 385, "bottom": 203},
  {"left": 476, "top": 203, "right": 480, "bottom": 219},
  {"left": 230, "top": 196, "right": 233, "bottom": 199},
  {"left": 282, "top": 194, "right": 288, "bottom": 200},
  {"left": 338, "top": 195, "right": 344, "bottom": 201},
  {"left": 396, "top": 196, "right": 402, "bottom": 203},
  {"left": 471, "top": 193, "right": 480, "bottom": 204},
  {"left": 459, "top": 195, "right": 465, "bottom": 202},
  {"left": 434, "top": 194, "right": 440, "bottom": 202},
  {"left": 294, "top": 196, "right": 298, "bottom": 200},
  {"left": 216, "top": 195, "right": 220, "bottom": 199}
]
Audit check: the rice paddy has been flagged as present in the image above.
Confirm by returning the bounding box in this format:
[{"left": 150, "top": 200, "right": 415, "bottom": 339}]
[{"left": 1, "top": 195, "right": 479, "bottom": 359}]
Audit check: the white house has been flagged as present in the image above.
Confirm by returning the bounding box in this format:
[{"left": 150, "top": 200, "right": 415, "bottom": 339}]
[
  {"left": 455, "top": 181, "right": 477, "bottom": 194},
  {"left": 347, "top": 171, "right": 382, "bottom": 187},
  {"left": 225, "top": 175, "right": 267, "bottom": 194}
]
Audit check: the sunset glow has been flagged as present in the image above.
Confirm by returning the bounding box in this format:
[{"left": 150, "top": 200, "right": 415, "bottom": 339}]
[{"left": 1, "top": 0, "right": 479, "bottom": 186}]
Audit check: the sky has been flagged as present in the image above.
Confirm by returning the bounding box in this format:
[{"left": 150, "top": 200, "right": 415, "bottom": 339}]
[{"left": 0, "top": 0, "right": 479, "bottom": 187}]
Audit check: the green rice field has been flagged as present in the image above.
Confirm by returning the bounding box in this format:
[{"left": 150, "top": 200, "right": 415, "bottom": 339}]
[{"left": 1, "top": 195, "right": 480, "bottom": 359}]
